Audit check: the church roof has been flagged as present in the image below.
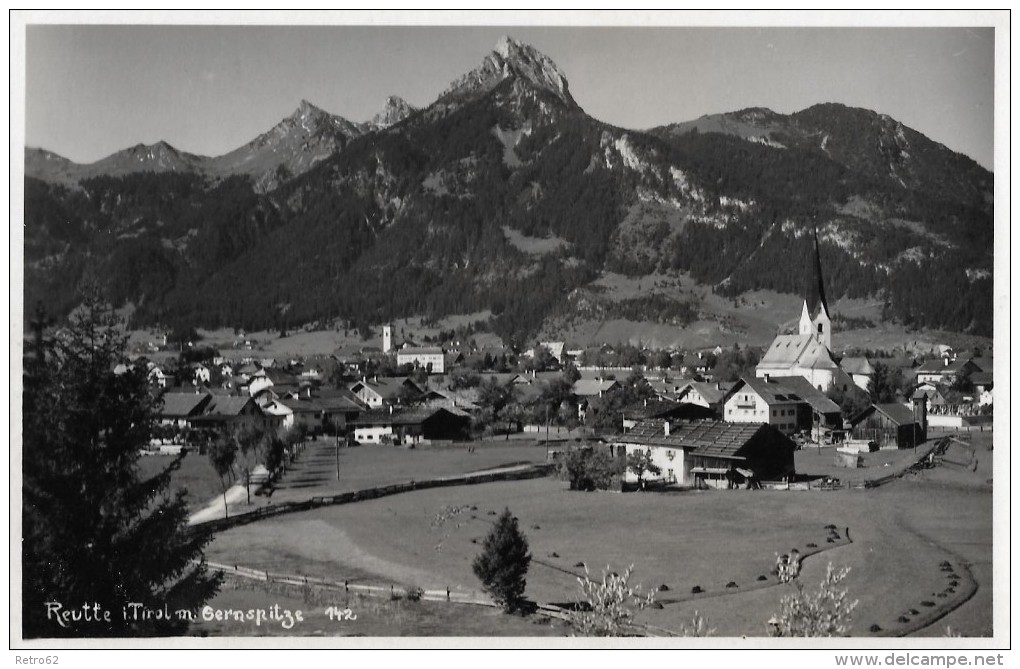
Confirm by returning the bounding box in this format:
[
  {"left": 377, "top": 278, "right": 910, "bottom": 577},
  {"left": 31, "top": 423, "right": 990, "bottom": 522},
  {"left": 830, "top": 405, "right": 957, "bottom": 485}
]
[
  {"left": 757, "top": 335, "right": 839, "bottom": 371},
  {"left": 840, "top": 357, "right": 875, "bottom": 375}
]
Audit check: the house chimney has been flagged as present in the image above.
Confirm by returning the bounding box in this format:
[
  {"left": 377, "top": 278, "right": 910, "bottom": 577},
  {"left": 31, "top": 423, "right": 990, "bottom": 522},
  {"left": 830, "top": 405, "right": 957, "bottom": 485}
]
[{"left": 664, "top": 421, "right": 670, "bottom": 437}]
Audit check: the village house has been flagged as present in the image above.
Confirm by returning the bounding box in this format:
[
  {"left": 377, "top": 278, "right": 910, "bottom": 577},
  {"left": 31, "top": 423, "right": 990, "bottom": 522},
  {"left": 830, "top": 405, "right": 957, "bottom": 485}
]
[
  {"left": 421, "top": 388, "right": 482, "bottom": 414},
  {"left": 348, "top": 406, "right": 471, "bottom": 445},
  {"left": 840, "top": 357, "right": 875, "bottom": 392},
  {"left": 679, "top": 352, "right": 712, "bottom": 378},
  {"left": 764, "top": 375, "right": 844, "bottom": 442},
  {"left": 612, "top": 419, "right": 796, "bottom": 489},
  {"left": 158, "top": 391, "right": 212, "bottom": 429},
  {"left": 723, "top": 376, "right": 813, "bottom": 436},
  {"left": 300, "top": 365, "right": 325, "bottom": 382},
  {"left": 396, "top": 346, "right": 446, "bottom": 374},
  {"left": 317, "top": 392, "right": 367, "bottom": 431},
  {"left": 675, "top": 380, "right": 736, "bottom": 418},
  {"left": 539, "top": 341, "right": 566, "bottom": 363},
  {"left": 915, "top": 357, "right": 981, "bottom": 386},
  {"left": 572, "top": 377, "right": 621, "bottom": 422},
  {"left": 349, "top": 376, "right": 424, "bottom": 408},
  {"left": 147, "top": 365, "right": 170, "bottom": 389},
  {"left": 849, "top": 398, "right": 927, "bottom": 449},
  {"left": 970, "top": 371, "right": 994, "bottom": 406},
  {"left": 645, "top": 377, "right": 693, "bottom": 402},
  {"left": 188, "top": 395, "right": 268, "bottom": 432},
  {"left": 911, "top": 383, "right": 948, "bottom": 408},
  {"left": 191, "top": 363, "right": 211, "bottom": 385},
  {"left": 571, "top": 377, "right": 620, "bottom": 398},
  {"left": 443, "top": 351, "right": 465, "bottom": 372},
  {"left": 260, "top": 399, "right": 295, "bottom": 431},
  {"left": 278, "top": 396, "right": 326, "bottom": 434},
  {"left": 620, "top": 398, "right": 712, "bottom": 431}
]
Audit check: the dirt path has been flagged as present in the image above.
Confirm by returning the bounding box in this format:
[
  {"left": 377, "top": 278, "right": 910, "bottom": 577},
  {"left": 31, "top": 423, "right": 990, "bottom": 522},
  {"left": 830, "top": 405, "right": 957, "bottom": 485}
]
[{"left": 188, "top": 484, "right": 248, "bottom": 524}]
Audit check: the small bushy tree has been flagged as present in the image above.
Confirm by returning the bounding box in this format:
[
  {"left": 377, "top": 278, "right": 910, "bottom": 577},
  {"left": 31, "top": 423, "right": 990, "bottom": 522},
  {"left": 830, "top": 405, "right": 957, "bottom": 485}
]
[
  {"left": 572, "top": 564, "right": 655, "bottom": 636},
  {"left": 627, "top": 449, "right": 662, "bottom": 489},
  {"left": 472, "top": 508, "right": 531, "bottom": 612},
  {"left": 208, "top": 433, "right": 238, "bottom": 519},
  {"left": 233, "top": 420, "right": 268, "bottom": 505},
  {"left": 768, "top": 563, "right": 858, "bottom": 637},
  {"left": 559, "top": 446, "right": 624, "bottom": 491}
]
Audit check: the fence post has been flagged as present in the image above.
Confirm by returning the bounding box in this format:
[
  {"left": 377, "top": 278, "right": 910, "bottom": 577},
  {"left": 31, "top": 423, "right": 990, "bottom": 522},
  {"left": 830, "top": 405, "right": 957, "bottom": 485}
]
[
  {"left": 344, "top": 579, "right": 349, "bottom": 592},
  {"left": 446, "top": 587, "right": 450, "bottom": 601}
]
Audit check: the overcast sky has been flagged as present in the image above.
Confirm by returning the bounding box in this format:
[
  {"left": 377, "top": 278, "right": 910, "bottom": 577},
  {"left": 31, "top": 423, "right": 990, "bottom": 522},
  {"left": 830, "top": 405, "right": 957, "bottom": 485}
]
[{"left": 23, "top": 21, "right": 996, "bottom": 169}]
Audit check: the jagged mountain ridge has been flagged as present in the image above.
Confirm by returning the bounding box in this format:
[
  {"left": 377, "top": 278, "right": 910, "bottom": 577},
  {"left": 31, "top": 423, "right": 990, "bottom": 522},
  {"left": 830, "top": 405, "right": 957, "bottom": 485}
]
[
  {"left": 25, "top": 96, "right": 412, "bottom": 192},
  {"left": 23, "top": 36, "right": 993, "bottom": 340},
  {"left": 653, "top": 103, "right": 992, "bottom": 213}
]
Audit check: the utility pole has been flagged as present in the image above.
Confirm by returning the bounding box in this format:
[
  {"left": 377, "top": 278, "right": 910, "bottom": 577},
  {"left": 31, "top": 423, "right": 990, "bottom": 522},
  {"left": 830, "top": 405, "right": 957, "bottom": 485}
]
[
  {"left": 336, "top": 430, "right": 341, "bottom": 481},
  {"left": 545, "top": 404, "right": 550, "bottom": 460}
]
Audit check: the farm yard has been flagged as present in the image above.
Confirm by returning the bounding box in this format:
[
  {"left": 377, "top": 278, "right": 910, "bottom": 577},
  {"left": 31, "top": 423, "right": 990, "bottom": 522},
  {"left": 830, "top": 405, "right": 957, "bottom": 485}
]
[{"left": 198, "top": 432, "right": 993, "bottom": 637}]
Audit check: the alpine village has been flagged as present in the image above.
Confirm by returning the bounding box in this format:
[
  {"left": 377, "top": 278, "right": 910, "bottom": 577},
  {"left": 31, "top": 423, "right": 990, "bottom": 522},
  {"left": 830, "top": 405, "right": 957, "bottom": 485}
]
[{"left": 22, "top": 36, "right": 994, "bottom": 640}]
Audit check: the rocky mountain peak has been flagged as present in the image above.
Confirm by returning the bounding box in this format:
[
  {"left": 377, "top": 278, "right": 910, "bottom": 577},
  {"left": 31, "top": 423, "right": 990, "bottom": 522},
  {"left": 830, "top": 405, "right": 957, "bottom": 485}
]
[
  {"left": 292, "top": 99, "right": 328, "bottom": 123},
  {"left": 369, "top": 95, "right": 417, "bottom": 129},
  {"left": 440, "top": 36, "right": 576, "bottom": 108}
]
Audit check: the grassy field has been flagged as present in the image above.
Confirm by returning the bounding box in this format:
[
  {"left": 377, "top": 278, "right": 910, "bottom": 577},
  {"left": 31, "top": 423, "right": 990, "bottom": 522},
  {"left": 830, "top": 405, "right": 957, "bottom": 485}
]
[
  {"left": 188, "top": 431, "right": 995, "bottom": 637},
  {"left": 137, "top": 450, "right": 229, "bottom": 512},
  {"left": 206, "top": 449, "right": 992, "bottom": 638},
  {"left": 234, "top": 439, "right": 551, "bottom": 511}
]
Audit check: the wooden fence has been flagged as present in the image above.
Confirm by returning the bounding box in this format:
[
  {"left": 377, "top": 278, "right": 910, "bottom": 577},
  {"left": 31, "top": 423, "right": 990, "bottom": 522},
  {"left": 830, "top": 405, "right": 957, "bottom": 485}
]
[{"left": 206, "top": 560, "right": 495, "bottom": 607}]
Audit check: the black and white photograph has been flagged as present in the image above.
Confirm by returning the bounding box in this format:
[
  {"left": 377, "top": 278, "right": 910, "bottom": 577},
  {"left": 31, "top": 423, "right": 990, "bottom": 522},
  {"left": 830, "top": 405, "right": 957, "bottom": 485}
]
[{"left": 9, "top": 9, "right": 1009, "bottom": 658}]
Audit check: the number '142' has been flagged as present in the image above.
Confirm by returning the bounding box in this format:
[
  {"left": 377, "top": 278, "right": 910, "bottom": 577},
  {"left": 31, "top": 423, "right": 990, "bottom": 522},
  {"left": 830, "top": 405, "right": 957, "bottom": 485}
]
[{"left": 324, "top": 606, "right": 357, "bottom": 621}]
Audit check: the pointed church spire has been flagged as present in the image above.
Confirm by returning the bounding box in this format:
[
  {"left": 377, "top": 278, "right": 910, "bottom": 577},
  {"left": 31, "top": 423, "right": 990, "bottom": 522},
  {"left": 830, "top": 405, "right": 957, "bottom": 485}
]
[{"left": 806, "top": 226, "right": 829, "bottom": 319}]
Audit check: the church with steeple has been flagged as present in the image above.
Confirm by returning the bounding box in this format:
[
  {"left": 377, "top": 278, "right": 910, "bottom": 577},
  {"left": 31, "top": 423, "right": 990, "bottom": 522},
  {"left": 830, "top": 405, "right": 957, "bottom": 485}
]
[{"left": 755, "top": 229, "right": 854, "bottom": 392}]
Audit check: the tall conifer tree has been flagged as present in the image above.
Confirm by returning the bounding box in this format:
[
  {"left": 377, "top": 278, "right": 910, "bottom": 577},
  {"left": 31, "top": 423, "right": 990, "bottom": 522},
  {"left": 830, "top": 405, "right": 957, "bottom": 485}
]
[{"left": 22, "top": 290, "right": 221, "bottom": 638}]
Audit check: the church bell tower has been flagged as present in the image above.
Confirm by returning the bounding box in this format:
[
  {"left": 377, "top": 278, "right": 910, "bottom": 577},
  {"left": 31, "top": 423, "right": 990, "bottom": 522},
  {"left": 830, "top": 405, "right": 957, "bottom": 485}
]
[{"left": 798, "top": 227, "right": 831, "bottom": 350}]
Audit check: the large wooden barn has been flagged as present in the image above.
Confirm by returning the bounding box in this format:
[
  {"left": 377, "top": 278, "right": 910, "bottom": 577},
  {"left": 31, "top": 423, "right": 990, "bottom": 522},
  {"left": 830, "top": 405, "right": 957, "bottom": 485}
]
[
  {"left": 611, "top": 419, "right": 797, "bottom": 489},
  {"left": 849, "top": 401, "right": 927, "bottom": 449}
]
